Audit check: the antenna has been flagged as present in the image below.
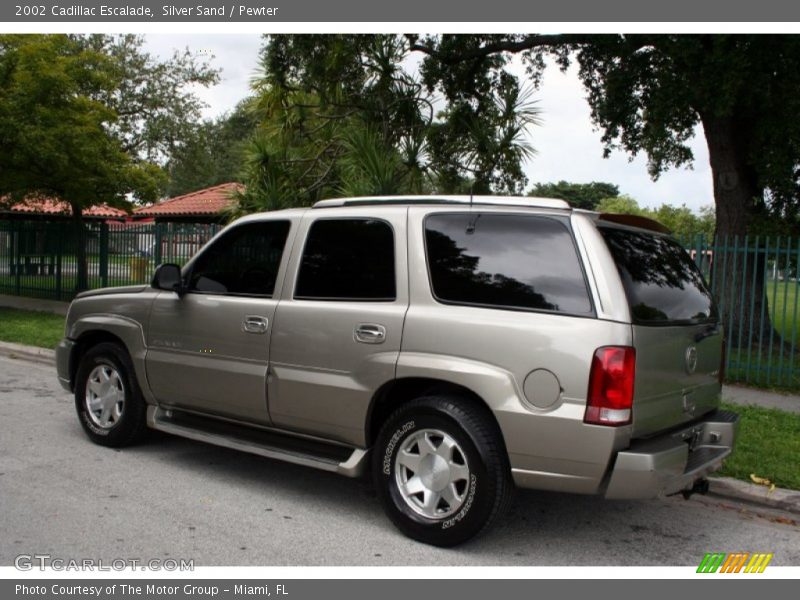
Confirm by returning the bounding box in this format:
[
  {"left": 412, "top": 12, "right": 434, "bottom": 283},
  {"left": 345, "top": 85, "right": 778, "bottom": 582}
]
[{"left": 466, "top": 183, "right": 479, "bottom": 234}]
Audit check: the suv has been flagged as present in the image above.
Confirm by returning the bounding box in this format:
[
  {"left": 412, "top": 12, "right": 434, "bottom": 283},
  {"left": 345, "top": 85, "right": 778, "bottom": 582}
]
[{"left": 56, "top": 196, "right": 738, "bottom": 546}]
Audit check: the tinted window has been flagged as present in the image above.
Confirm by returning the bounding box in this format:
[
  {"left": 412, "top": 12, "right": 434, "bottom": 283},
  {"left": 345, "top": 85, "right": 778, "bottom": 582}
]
[
  {"left": 600, "top": 227, "right": 717, "bottom": 325},
  {"left": 188, "top": 221, "right": 290, "bottom": 296},
  {"left": 425, "top": 214, "right": 593, "bottom": 314},
  {"left": 295, "top": 219, "right": 395, "bottom": 301}
]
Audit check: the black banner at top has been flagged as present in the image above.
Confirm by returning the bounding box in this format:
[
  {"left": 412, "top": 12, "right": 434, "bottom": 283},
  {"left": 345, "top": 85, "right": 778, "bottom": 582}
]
[{"left": 3, "top": 0, "right": 800, "bottom": 22}]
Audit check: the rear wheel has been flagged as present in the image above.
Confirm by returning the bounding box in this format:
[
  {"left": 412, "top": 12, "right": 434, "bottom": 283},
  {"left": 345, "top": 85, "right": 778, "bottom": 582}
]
[
  {"left": 373, "top": 395, "right": 512, "bottom": 546},
  {"left": 74, "top": 342, "right": 147, "bottom": 447}
]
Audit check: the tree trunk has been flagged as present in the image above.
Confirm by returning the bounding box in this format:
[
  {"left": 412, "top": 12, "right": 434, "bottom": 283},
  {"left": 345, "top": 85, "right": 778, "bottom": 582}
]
[
  {"left": 71, "top": 203, "right": 89, "bottom": 293},
  {"left": 701, "top": 114, "right": 775, "bottom": 348}
]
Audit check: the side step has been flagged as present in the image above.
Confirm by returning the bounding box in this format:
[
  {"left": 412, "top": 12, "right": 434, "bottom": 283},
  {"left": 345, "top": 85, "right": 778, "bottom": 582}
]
[{"left": 147, "top": 406, "right": 369, "bottom": 477}]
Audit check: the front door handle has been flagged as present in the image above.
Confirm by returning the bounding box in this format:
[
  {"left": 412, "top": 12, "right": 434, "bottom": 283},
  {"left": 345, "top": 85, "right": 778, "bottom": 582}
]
[
  {"left": 354, "top": 323, "right": 386, "bottom": 344},
  {"left": 242, "top": 315, "right": 269, "bottom": 334}
]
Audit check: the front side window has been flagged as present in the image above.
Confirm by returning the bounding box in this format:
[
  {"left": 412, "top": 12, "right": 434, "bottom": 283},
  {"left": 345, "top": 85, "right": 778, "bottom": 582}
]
[
  {"left": 424, "top": 213, "right": 593, "bottom": 315},
  {"left": 295, "top": 218, "right": 395, "bottom": 301},
  {"left": 188, "top": 221, "right": 291, "bottom": 296}
]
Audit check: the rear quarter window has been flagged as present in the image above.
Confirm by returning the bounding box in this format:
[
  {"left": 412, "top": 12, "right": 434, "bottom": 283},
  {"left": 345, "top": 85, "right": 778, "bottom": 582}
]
[
  {"left": 424, "top": 213, "right": 593, "bottom": 315},
  {"left": 599, "top": 226, "right": 717, "bottom": 325}
]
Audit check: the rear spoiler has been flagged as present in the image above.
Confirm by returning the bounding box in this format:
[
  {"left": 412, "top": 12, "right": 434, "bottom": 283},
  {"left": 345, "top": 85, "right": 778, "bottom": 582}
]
[{"left": 597, "top": 213, "right": 671, "bottom": 234}]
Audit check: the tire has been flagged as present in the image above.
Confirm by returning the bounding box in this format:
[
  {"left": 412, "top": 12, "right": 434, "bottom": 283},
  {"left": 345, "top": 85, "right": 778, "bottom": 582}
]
[
  {"left": 373, "top": 395, "right": 513, "bottom": 546},
  {"left": 74, "top": 342, "right": 148, "bottom": 448}
]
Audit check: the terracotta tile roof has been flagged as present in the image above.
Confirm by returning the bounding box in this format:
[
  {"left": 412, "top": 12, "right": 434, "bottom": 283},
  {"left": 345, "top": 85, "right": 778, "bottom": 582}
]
[
  {"left": 134, "top": 183, "right": 241, "bottom": 218},
  {"left": 2, "top": 197, "right": 127, "bottom": 219}
]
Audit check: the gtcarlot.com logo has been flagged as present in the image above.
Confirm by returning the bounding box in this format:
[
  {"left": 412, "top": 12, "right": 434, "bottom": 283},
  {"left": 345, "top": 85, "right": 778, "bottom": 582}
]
[
  {"left": 14, "top": 554, "right": 194, "bottom": 571},
  {"left": 697, "top": 552, "right": 773, "bottom": 573}
]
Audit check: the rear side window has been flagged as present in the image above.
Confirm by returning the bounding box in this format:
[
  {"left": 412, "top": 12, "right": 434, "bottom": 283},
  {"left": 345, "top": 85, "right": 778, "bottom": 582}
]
[
  {"left": 599, "top": 226, "right": 717, "bottom": 325},
  {"left": 188, "top": 221, "right": 290, "bottom": 296},
  {"left": 295, "top": 218, "right": 396, "bottom": 301},
  {"left": 424, "top": 213, "right": 593, "bottom": 315}
]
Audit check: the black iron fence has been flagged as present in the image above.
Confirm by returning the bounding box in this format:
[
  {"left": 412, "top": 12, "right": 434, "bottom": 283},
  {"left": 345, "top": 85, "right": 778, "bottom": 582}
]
[{"left": 0, "top": 220, "right": 221, "bottom": 301}]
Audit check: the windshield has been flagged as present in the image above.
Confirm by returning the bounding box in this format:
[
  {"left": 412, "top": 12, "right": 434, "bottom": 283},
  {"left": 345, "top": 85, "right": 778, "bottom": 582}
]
[{"left": 599, "top": 226, "right": 718, "bottom": 325}]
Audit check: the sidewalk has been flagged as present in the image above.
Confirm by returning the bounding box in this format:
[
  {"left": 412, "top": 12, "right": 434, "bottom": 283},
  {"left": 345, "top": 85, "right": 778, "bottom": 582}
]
[
  {"left": 723, "top": 384, "right": 800, "bottom": 414},
  {"left": 0, "top": 293, "right": 69, "bottom": 316}
]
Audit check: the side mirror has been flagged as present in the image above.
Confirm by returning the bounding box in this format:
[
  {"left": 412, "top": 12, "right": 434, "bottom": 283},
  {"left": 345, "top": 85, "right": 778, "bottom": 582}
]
[{"left": 152, "top": 263, "right": 185, "bottom": 295}]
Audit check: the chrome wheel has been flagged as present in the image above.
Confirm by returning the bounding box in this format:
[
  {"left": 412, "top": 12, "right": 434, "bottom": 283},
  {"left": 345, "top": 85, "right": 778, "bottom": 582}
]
[
  {"left": 84, "top": 364, "right": 125, "bottom": 429},
  {"left": 394, "top": 428, "right": 471, "bottom": 519}
]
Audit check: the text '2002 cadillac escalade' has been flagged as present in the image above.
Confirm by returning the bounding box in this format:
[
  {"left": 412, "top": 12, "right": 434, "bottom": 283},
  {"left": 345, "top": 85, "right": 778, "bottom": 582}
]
[{"left": 56, "top": 195, "right": 739, "bottom": 546}]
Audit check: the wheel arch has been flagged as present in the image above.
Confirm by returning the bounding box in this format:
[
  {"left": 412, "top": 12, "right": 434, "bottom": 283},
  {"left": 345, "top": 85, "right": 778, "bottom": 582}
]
[
  {"left": 366, "top": 376, "right": 509, "bottom": 457},
  {"left": 68, "top": 316, "right": 151, "bottom": 402}
]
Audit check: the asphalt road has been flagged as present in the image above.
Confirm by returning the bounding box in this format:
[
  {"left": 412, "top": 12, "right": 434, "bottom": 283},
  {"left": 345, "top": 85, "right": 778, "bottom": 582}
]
[{"left": 1, "top": 354, "right": 798, "bottom": 567}]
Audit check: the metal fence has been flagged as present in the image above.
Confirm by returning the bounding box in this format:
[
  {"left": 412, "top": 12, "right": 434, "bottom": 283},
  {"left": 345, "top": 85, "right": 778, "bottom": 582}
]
[
  {"left": 0, "top": 220, "right": 221, "bottom": 301},
  {"left": 679, "top": 234, "right": 800, "bottom": 389},
  {"left": 2, "top": 219, "right": 800, "bottom": 389}
]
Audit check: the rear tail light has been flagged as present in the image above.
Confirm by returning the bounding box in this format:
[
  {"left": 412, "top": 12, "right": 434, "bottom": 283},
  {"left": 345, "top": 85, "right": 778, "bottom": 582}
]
[
  {"left": 719, "top": 338, "right": 727, "bottom": 386},
  {"left": 584, "top": 346, "right": 636, "bottom": 426}
]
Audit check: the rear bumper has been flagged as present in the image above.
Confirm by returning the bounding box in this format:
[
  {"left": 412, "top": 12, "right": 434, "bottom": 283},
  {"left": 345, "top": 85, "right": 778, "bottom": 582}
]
[
  {"left": 604, "top": 409, "right": 739, "bottom": 499},
  {"left": 55, "top": 338, "right": 75, "bottom": 392}
]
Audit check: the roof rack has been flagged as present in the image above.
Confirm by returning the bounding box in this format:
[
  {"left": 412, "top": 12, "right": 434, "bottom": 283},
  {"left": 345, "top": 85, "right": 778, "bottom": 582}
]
[{"left": 312, "top": 195, "right": 570, "bottom": 210}]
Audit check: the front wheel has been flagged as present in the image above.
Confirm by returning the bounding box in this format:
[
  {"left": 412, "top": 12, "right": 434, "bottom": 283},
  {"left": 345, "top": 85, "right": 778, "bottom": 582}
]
[
  {"left": 74, "top": 342, "right": 147, "bottom": 447},
  {"left": 373, "top": 395, "right": 512, "bottom": 546}
]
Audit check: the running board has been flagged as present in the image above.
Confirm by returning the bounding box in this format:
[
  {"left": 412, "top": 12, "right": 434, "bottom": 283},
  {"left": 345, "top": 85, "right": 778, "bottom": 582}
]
[{"left": 147, "top": 406, "right": 369, "bottom": 477}]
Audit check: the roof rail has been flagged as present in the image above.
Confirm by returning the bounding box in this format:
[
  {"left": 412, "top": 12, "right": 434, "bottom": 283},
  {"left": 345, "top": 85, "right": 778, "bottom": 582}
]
[{"left": 312, "top": 195, "right": 571, "bottom": 210}]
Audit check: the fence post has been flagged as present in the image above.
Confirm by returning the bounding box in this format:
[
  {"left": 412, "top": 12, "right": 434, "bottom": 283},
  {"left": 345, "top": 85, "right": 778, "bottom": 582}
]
[
  {"left": 54, "top": 221, "right": 63, "bottom": 301},
  {"left": 99, "top": 221, "right": 109, "bottom": 288},
  {"left": 12, "top": 221, "right": 21, "bottom": 296},
  {"left": 154, "top": 222, "right": 163, "bottom": 265}
]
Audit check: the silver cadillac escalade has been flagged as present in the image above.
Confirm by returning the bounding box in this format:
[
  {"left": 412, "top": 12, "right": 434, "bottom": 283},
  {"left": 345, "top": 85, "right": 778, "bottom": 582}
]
[{"left": 56, "top": 196, "right": 738, "bottom": 546}]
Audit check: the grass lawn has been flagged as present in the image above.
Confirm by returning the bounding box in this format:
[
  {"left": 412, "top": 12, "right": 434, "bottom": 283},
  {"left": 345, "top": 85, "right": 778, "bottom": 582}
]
[
  {"left": 0, "top": 307, "right": 65, "bottom": 349},
  {"left": 717, "top": 401, "right": 800, "bottom": 491}
]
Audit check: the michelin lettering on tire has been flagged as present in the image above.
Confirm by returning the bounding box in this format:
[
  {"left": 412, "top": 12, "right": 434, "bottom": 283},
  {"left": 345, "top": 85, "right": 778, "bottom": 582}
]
[
  {"left": 383, "top": 420, "right": 415, "bottom": 475},
  {"left": 441, "top": 474, "right": 477, "bottom": 530}
]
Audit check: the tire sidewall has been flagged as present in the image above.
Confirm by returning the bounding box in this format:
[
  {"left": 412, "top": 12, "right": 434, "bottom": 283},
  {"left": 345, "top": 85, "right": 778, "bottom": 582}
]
[
  {"left": 374, "top": 404, "right": 496, "bottom": 546},
  {"left": 75, "top": 344, "right": 141, "bottom": 446}
]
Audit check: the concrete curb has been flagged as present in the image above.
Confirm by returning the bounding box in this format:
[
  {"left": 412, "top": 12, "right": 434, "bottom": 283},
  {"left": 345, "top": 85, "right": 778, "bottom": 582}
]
[
  {"left": 708, "top": 477, "right": 800, "bottom": 516},
  {"left": 0, "top": 340, "right": 56, "bottom": 366}
]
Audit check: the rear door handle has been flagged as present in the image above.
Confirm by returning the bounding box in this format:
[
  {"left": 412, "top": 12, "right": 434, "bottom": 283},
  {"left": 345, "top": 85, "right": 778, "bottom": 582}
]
[
  {"left": 354, "top": 323, "right": 386, "bottom": 344},
  {"left": 242, "top": 315, "right": 269, "bottom": 334}
]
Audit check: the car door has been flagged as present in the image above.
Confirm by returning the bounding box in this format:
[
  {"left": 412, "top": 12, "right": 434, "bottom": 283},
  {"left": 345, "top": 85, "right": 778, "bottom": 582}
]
[
  {"left": 145, "top": 218, "right": 295, "bottom": 424},
  {"left": 267, "top": 208, "right": 409, "bottom": 446}
]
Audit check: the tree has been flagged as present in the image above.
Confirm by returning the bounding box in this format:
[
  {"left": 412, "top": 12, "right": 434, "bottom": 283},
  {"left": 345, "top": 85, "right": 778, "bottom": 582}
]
[
  {"left": 166, "top": 99, "right": 258, "bottom": 197},
  {"left": 411, "top": 34, "right": 800, "bottom": 344},
  {"left": 232, "top": 34, "right": 540, "bottom": 215},
  {"left": 0, "top": 34, "right": 218, "bottom": 290},
  {"left": 528, "top": 180, "right": 619, "bottom": 210}
]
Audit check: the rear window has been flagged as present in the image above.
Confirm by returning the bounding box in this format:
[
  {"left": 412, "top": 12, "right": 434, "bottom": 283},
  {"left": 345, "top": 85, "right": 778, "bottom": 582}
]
[
  {"left": 599, "top": 226, "right": 717, "bottom": 325},
  {"left": 424, "top": 213, "right": 593, "bottom": 315}
]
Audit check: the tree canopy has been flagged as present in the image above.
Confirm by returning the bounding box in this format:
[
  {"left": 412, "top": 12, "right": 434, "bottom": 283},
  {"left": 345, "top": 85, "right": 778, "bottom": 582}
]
[
  {"left": 165, "top": 99, "right": 257, "bottom": 197},
  {"left": 232, "top": 34, "right": 541, "bottom": 215},
  {"left": 527, "top": 181, "right": 619, "bottom": 210},
  {"left": 0, "top": 34, "right": 218, "bottom": 210},
  {"left": 0, "top": 34, "right": 218, "bottom": 290},
  {"left": 411, "top": 34, "right": 800, "bottom": 239}
]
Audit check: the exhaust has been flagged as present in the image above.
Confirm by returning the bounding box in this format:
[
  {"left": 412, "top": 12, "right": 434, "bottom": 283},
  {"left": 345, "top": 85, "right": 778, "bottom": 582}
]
[{"left": 680, "top": 478, "right": 710, "bottom": 500}]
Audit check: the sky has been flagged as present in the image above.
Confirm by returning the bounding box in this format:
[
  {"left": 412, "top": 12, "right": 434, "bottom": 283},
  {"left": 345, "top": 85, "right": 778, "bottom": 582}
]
[{"left": 144, "top": 34, "right": 714, "bottom": 213}]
